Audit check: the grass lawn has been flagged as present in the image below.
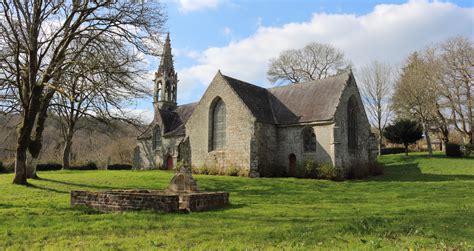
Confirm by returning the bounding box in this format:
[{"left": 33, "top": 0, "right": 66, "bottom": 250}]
[{"left": 0, "top": 152, "right": 473, "bottom": 250}]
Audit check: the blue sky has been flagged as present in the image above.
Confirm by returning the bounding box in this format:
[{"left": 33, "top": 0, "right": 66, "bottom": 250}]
[{"left": 133, "top": 0, "right": 474, "bottom": 122}]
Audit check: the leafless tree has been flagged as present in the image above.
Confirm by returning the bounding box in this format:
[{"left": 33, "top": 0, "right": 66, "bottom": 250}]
[
  {"left": 51, "top": 38, "right": 148, "bottom": 170},
  {"left": 360, "top": 61, "right": 393, "bottom": 156},
  {"left": 267, "top": 42, "right": 349, "bottom": 85},
  {"left": 438, "top": 36, "right": 473, "bottom": 144},
  {"left": 393, "top": 52, "right": 440, "bottom": 156},
  {"left": 0, "top": 0, "right": 165, "bottom": 185}
]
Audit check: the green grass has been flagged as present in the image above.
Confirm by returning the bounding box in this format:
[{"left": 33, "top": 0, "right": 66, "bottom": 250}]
[{"left": 0, "top": 152, "right": 473, "bottom": 250}]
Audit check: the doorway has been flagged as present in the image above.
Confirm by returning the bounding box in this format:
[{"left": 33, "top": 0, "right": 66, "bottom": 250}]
[
  {"left": 166, "top": 155, "right": 173, "bottom": 170},
  {"left": 289, "top": 154, "right": 296, "bottom": 177}
]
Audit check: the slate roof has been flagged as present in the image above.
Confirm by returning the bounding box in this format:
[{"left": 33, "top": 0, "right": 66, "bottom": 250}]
[
  {"left": 137, "top": 102, "right": 197, "bottom": 139},
  {"left": 163, "top": 102, "right": 197, "bottom": 136},
  {"left": 139, "top": 71, "right": 351, "bottom": 139},
  {"left": 267, "top": 72, "right": 350, "bottom": 124},
  {"left": 221, "top": 71, "right": 351, "bottom": 125},
  {"left": 222, "top": 75, "right": 276, "bottom": 124}
]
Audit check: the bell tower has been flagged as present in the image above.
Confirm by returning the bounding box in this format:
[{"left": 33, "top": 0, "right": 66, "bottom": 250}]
[{"left": 154, "top": 33, "right": 178, "bottom": 111}]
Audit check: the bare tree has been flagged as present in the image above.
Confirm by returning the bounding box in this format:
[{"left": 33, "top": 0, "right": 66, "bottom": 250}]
[
  {"left": 360, "top": 61, "right": 393, "bottom": 156},
  {"left": 267, "top": 42, "right": 348, "bottom": 85},
  {"left": 52, "top": 38, "right": 148, "bottom": 170},
  {"left": 0, "top": 0, "right": 165, "bottom": 185},
  {"left": 393, "top": 52, "right": 442, "bottom": 156},
  {"left": 438, "top": 36, "right": 473, "bottom": 144}
]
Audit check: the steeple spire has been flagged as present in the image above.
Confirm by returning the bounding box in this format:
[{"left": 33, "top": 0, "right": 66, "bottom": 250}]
[
  {"left": 154, "top": 32, "right": 178, "bottom": 111},
  {"left": 157, "top": 33, "right": 175, "bottom": 78}
]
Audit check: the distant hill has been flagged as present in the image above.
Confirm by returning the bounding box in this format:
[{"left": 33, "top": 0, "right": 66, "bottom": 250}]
[{"left": 0, "top": 114, "right": 144, "bottom": 167}]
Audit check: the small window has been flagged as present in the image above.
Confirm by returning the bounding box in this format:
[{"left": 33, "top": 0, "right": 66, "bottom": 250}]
[
  {"left": 303, "top": 128, "right": 316, "bottom": 152},
  {"left": 153, "top": 125, "right": 161, "bottom": 149},
  {"left": 209, "top": 98, "right": 226, "bottom": 151}
]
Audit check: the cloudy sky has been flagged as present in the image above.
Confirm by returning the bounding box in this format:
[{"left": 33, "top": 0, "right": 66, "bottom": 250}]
[{"left": 134, "top": 0, "right": 473, "bottom": 122}]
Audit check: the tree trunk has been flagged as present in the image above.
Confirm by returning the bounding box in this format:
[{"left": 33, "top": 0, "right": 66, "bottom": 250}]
[
  {"left": 26, "top": 91, "right": 55, "bottom": 179},
  {"left": 404, "top": 143, "right": 409, "bottom": 156},
  {"left": 378, "top": 133, "right": 383, "bottom": 157},
  {"left": 13, "top": 148, "right": 28, "bottom": 185},
  {"left": 13, "top": 118, "right": 35, "bottom": 185},
  {"left": 62, "top": 133, "right": 74, "bottom": 170},
  {"left": 442, "top": 138, "right": 449, "bottom": 153},
  {"left": 26, "top": 153, "right": 39, "bottom": 179},
  {"left": 423, "top": 123, "right": 433, "bottom": 157}
]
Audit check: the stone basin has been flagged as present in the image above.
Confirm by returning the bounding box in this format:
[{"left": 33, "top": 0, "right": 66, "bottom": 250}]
[
  {"left": 70, "top": 189, "right": 229, "bottom": 213},
  {"left": 70, "top": 168, "right": 229, "bottom": 213}
]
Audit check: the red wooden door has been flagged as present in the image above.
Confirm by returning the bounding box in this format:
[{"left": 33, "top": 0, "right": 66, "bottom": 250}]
[
  {"left": 166, "top": 156, "right": 173, "bottom": 170},
  {"left": 289, "top": 154, "right": 296, "bottom": 177}
]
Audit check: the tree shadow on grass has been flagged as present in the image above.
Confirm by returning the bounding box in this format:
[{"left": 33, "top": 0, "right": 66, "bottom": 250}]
[
  {"left": 199, "top": 202, "right": 247, "bottom": 213},
  {"left": 39, "top": 177, "right": 122, "bottom": 190},
  {"left": 27, "top": 183, "right": 69, "bottom": 194},
  {"left": 371, "top": 162, "right": 474, "bottom": 182},
  {"left": 0, "top": 203, "right": 15, "bottom": 209}
]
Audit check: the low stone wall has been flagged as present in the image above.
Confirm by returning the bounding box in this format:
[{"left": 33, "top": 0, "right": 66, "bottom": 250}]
[
  {"left": 71, "top": 190, "right": 229, "bottom": 213},
  {"left": 181, "top": 192, "right": 229, "bottom": 212},
  {"left": 70, "top": 190, "right": 179, "bottom": 213}
]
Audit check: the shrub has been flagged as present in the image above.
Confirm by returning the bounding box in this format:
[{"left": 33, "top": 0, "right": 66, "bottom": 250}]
[
  {"left": 380, "top": 147, "right": 406, "bottom": 155},
  {"left": 460, "top": 144, "right": 473, "bottom": 157},
  {"left": 225, "top": 166, "right": 240, "bottom": 176},
  {"left": 303, "top": 159, "right": 318, "bottom": 179},
  {"left": 446, "top": 143, "right": 462, "bottom": 157},
  {"left": 317, "top": 163, "right": 338, "bottom": 180},
  {"left": 207, "top": 165, "right": 220, "bottom": 175},
  {"left": 37, "top": 163, "right": 63, "bottom": 171},
  {"left": 238, "top": 167, "right": 249, "bottom": 177},
  {"left": 107, "top": 164, "right": 132, "bottom": 170},
  {"left": 66, "top": 161, "right": 98, "bottom": 170},
  {"left": 0, "top": 162, "right": 14, "bottom": 173},
  {"left": 175, "top": 160, "right": 190, "bottom": 172},
  {"left": 194, "top": 165, "right": 209, "bottom": 175},
  {"left": 200, "top": 166, "right": 210, "bottom": 175}
]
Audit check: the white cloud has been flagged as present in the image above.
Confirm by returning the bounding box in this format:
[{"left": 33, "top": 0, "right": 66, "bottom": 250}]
[
  {"left": 176, "top": 0, "right": 221, "bottom": 13},
  {"left": 176, "top": 0, "right": 473, "bottom": 104}
]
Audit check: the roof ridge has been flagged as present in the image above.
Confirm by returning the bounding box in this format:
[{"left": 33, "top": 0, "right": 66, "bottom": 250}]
[
  {"left": 221, "top": 74, "right": 268, "bottom": 91},
  {"left": 266, "top": 71, "right": 351, "bottom": 90}
]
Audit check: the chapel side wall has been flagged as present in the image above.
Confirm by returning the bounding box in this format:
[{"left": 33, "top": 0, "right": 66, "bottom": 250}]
[
  {"left": 136, "top": 134, "right": 184, "bottom": 170},
  {"left": 254, "top": 122, "right": 278, "bottom": 176},
  {"left": 186, "top": 76, "right": 256, "bottom": 175},
  {"left": 333, "top": 78, "right": 374, "bottom": 169},
  {"left": 136, "top": 139, "right": 154, "bottom": 170},
  {"left": 276, "top": 124, "right": 335, "bottom": 174},
  {"left": 160, "top": 135, "right": 185, "bottom": 169}
]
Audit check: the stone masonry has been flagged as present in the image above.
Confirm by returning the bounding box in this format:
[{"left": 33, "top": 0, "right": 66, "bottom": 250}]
[{"left": 134, "top": 33, "right": 378, "bottom": 177}]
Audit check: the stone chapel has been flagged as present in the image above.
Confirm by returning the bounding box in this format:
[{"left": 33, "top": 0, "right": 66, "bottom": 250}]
[{"left": 133, "top": 34, "right": 378, "bottom": 177}]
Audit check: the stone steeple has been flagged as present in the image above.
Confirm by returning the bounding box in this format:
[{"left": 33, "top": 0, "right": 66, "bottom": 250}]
[{"left": 154, "top": 33, "right": 178, "bottom": 111}]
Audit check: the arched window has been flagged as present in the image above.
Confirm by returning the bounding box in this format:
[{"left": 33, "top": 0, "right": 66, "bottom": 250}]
[
  {"left": 303, "top": 127, "right": 316, "bottom": 152},
  {"left": 209, "top": 98, "right": 226, "bottom": 151},
  {"left": 347, "top": 96, "right": 358, "bottom": 152},
  {"left": 153, "top": 125, "right": 161, "bottom": 149}
]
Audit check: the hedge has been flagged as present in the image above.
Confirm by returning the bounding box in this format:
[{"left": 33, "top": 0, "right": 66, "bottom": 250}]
[
  {"left": 446, "top": 143, "right": 462, "bottom": 157},
  {"left": 0, "top": 161, "right": 14, "bottom": 173},
  {"left": 107, "top": 164, "right": 133, "bottom": 170},
  {"left": 380, "top": 147, "right": 406, "bottom": 155},
  {"left": 65, "top": 162, "right": 98, "bottom": 170},
  {"left": 37, "top": 163, "right": 63, "bottom": 171}
]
